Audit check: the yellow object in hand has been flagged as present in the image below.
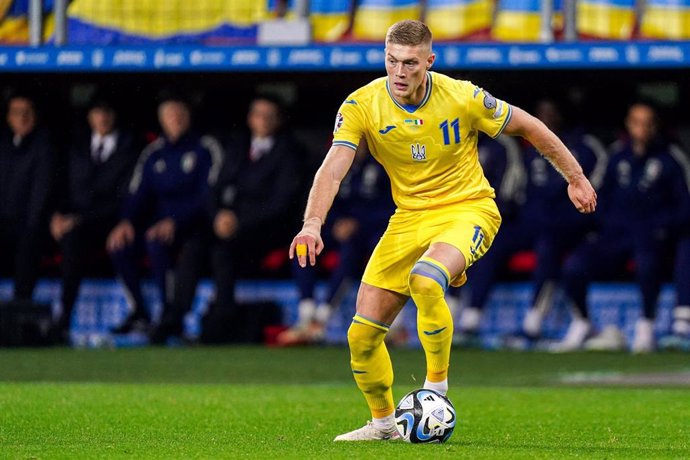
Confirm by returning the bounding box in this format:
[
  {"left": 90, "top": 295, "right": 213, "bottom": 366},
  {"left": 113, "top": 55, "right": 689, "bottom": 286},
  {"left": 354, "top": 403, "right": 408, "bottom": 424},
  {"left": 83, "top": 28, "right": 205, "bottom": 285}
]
[{"left": 296, "top": 244, "right": 307, "bottom": 256}]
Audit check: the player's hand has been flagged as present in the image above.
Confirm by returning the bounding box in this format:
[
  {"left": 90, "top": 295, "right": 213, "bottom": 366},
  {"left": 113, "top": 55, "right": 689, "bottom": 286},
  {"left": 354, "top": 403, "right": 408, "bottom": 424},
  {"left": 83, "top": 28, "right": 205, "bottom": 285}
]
[
  {"left": 567, "top": 175, "right": 597, "bottom": 214},
  {"left": 214, "top": 209, "right": 238, "bottom": 240},
  {"left": 146, "top": 218, "right": 176, "bottom": 244},
  {"left": 107, "top": 220, "right": 135, "bottom": 253},
  {"left": 289, "top": 217, "right": 324, "bottom": 268}
]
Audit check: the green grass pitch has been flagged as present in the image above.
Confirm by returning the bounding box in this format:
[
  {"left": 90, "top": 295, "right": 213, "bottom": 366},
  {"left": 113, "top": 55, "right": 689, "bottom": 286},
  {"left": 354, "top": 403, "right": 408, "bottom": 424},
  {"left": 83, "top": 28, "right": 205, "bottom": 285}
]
[{"left": 1, "top": 347, "right": 688, "bottom": 459}]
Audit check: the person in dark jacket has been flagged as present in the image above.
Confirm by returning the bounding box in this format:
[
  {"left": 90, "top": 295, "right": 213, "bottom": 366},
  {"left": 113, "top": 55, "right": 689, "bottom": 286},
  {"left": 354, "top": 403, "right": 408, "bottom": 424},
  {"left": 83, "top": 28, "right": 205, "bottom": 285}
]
[
  {"left": 50, "top": 100, "right": 140, "bottom": 341},
  {"left": 447, "top": 133, "right": 527, "bottom": 340},
  {"left": 106, "top": 97, "right": 222, "bottom": 342},
  {"left": 668, "top": 147, "right": 690, "bottom": 346},
  {"left": 452, "top": 100, "right": 607, "bottom": 346},
  {"left": 0, "top": 93, "right": 55, "bottom": 301},
  {"left": 210, "top": 95, "right": 303, "bottom": 327},
  {"left": 277, "top": 140, "right": 396, "bottom": 345},
  {"left": 558, "top": 102, "right": 690, "bottom": 352}
]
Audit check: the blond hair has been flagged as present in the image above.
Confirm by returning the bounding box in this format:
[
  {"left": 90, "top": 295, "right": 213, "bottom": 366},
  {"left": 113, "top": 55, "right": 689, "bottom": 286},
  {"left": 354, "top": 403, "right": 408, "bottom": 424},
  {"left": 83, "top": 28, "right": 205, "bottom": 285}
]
[{"left": 385, "top": 20, "right": 432, "bottom": 48}]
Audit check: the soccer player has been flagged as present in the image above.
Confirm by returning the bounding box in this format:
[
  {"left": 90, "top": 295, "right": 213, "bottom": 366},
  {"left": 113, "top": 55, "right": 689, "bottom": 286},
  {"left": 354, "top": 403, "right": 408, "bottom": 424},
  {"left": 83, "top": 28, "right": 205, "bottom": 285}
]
[{"left": 289, "top": 20, "right": 597, "bottom": 441}]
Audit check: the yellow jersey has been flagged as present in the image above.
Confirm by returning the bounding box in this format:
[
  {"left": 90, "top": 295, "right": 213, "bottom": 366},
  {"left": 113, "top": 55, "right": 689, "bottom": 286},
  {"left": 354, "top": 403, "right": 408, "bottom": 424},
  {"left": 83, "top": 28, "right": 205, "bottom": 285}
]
[{"left": 332, "top": 71, "right": 512, "bottom": 211}]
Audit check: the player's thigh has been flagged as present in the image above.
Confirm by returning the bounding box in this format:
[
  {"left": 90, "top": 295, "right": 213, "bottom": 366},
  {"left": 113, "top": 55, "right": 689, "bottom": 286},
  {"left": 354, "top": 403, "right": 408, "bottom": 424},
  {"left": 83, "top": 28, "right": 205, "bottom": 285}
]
[
  {"left": 355, "top": 282, "right": 409, "bottom": 326},
  {"left": 361, "top": 211, "right": 424, "bottom": 296},
  {"left": 423, "top": 242, "right": 467, "bottom": 280},
  {"left": 427, "top": 198, "right": 502, "bottom": 285}
]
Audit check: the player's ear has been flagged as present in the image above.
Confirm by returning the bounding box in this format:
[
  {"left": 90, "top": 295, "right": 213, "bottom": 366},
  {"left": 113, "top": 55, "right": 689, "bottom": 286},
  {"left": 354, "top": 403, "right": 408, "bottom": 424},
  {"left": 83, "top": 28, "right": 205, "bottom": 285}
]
[{"left": 426, "top": 52, "right": 436, "bottom": 70}]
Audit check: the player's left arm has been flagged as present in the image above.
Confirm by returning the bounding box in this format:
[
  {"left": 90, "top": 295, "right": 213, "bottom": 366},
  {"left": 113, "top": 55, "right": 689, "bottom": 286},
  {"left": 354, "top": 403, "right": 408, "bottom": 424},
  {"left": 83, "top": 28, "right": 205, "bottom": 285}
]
[{"left": 503, "top": 106, "right": 597, "bottom": 214}]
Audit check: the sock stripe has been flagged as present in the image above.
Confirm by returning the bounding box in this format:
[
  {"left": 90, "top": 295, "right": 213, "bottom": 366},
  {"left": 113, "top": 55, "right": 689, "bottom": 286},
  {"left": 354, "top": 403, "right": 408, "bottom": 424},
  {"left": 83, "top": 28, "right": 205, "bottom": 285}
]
[
  {"left": 412, "top": 260, "right": 449, "bottom": 291},
  {"left": 353, "top": 313, "right": 390, "bottom": 332},
  {"left": 419, "top": 257, "right": 451, "bottom": 282}
]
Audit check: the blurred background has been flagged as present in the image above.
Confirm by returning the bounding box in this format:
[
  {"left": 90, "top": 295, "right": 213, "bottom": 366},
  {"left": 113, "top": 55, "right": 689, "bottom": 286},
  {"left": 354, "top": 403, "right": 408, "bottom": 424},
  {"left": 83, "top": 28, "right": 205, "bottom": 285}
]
[{"left": 0, "top": 0, "right": 688, "bottom": 352}]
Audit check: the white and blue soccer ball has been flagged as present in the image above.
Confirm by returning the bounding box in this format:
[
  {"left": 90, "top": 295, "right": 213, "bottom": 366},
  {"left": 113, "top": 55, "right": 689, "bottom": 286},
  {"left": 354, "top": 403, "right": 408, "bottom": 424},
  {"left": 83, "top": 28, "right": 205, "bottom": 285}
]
[{"left": 395, "top": 389, "right": 456, "bottom": 443}]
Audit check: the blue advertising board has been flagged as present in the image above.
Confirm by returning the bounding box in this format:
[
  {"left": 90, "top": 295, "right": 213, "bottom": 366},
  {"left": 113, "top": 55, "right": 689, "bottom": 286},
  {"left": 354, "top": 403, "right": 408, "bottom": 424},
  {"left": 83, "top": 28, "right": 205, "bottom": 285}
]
[{"left": 0, "top": 42, "right": 688, "bottom": 72}]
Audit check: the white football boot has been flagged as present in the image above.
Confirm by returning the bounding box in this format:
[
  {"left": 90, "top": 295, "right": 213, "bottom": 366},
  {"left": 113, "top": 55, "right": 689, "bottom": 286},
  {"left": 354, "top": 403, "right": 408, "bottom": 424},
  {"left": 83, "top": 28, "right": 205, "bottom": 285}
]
[
  {"left": 333, "top": 421, "right": 400, "bottom": 442},
  {"left": 631, "top": 318, "right": 655, "bottom": 353},
  {"left": 522, "top": 308, "right": 544, "bottom": 338},
  {"left": 672, "top": 306, "right": 690, "bottom": 337},
  {"left": 551, "top": 318, "right": 591, "bottom": 352},
  {"left": 584, "top": 325, "right": 627, "bottom": 351}
]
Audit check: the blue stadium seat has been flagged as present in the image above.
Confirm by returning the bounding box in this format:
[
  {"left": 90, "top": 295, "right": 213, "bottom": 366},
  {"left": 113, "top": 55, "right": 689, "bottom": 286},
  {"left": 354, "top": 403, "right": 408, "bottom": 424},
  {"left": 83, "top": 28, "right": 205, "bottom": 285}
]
[
  {"left": 640, "top": 0, "right": 690, "bottom": 39},
  {"left": 310, "top": 0, "right": 351, "bottom": 42},
  {"left": 425, "top": 0, "right": 493, "bottom": 40},
  {"left": 352, "top": 0, "right": 421, "bottom": 41},
  {"left": 577, "top": 0, "right": 636, "bottom": 40}
]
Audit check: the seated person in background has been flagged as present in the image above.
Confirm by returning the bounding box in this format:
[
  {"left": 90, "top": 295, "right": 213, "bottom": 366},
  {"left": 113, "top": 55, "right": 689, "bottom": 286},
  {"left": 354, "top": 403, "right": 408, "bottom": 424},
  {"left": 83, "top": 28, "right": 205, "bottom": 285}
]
[
  {"left": 668, "top": 232, "right": 690, "bottom": 345},
  {"left": 50, "top": 99, "right": 140, "bottom": 342},
  {"left": 0, "top": 93, "right": 55, "bottom": 302},
  {"left": 446, "top": 133, "right": 526, "bottom": 341},
  {"left": 107, "top": 96, "right": 222, "bottom": 343},
  {"left": 558, "top": 102, "right": 690, "bottom": 353},
  {"left": 452, "top": 99, "right": 607, "bottom": 345},
  {"left": 209, "top": 95, "right": 304, "bottom": 329},
  {"left": 662, "top": 145, "right": 690, "bottom": 348},
  {"left": 278, "top": 140, "right": 395, "bottom": 345},
  {"left": 516, "top": 99, "right": 607, "bottom": 340}
]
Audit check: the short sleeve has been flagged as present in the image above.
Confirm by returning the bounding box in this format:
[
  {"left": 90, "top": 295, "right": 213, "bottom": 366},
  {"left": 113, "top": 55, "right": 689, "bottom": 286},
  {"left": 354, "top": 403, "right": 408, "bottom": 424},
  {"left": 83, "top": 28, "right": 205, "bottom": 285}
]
[
  {"left": 467, "top": 83, "right": 513, "bottom": 138},
  {"left": 332, "top": 97, "right": 366, "bottom": 151}
]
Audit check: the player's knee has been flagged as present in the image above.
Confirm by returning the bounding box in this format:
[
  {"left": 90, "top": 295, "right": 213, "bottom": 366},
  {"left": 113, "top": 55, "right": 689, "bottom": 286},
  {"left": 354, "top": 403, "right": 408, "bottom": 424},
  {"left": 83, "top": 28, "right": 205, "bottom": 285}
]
[
  {"left": 347, "top": 321, "right": 385, "bottom": 358},
  {"left": 409, "top": 273, "right": 446, "bottom": 300},
  {"left": 408, "top": 258, "right": 450, "bottom": 299}
]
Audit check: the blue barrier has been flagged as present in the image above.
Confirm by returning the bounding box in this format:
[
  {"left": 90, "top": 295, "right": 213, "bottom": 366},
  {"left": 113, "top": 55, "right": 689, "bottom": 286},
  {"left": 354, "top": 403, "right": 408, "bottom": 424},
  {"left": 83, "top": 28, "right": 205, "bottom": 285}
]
[
  {"left": 0, "top": 42, "right": 688, "bottom": 72},
  {"left": 0, "top": 279, "right": 676, "bottom": 348}
]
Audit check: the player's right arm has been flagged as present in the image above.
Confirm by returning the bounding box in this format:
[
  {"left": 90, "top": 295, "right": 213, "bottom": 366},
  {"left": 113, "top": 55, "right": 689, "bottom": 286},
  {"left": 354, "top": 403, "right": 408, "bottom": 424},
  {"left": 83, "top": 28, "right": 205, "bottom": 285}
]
[
  {"left": 289, "top": 144, "right": 356, "bottom": 267},
  {"left": 290, "top": 93, "right": 367, "bottom": 267}
]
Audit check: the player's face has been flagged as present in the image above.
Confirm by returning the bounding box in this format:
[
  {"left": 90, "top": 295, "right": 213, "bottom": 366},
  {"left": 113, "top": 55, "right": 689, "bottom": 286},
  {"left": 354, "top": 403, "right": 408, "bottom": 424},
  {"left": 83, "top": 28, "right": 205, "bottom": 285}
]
[
  {"left": 385, "top": 43, "right": 435, "bottom": 105},
  {"left": 7, "top": 98, "right": 36, "bottom": 138},
  {"left": 625, "top": 104, "right": 657, "bottom": 148},
  {"left": 158, "top": 101, "right": 191, "bottom": 142}
]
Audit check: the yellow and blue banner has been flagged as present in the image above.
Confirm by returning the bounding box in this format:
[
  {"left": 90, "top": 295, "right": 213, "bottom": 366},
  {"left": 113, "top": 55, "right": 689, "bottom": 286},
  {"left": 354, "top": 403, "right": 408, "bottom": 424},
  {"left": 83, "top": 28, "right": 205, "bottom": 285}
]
[
  {"left": 492, "top": 0, "right": 543, "bottom": 41},
  {"left": 577, "top": 0, "right": 636, "bottom": 39},
  {"left": 67, "top": 0, "right": 267, "bottom": 45},
  {"left": 425, "top": 0, "right": 493, "bottom": 40},
  {"left": 352, "top": 0, "right": 421, "bottom": 41},
  {"left": 0, "top": 0, "right": 59, "bottom": 44},
  {"left": 310, "top": 0, "right": 351, "bottom": 42},
  {"left": 640, "top": 0, "right": 690, "bottom": 40}
]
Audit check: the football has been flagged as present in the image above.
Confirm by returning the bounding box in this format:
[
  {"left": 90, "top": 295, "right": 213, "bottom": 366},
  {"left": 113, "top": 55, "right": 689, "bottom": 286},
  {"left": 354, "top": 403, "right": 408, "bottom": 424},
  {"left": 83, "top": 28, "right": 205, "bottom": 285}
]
[{"left": 394, "top": 389, "right": 456, "bottom": 443}]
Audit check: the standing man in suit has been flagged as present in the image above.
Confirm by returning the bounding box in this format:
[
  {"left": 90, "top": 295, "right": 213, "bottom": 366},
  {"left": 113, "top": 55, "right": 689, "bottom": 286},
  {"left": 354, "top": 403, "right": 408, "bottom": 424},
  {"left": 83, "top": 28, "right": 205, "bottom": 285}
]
[
  {"left": 0, "top": 93, "right": 55, "bottom": 302},
  {"left": 50, "top": 100, "right": 140, "bottom": 341}
]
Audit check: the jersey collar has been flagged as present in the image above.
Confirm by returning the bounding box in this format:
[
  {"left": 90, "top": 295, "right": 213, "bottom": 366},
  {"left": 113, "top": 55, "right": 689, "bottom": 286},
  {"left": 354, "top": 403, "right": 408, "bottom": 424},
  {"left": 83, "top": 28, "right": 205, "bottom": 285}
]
[{"left": 386, "top": 72, "right": 433, "bottom": 114}]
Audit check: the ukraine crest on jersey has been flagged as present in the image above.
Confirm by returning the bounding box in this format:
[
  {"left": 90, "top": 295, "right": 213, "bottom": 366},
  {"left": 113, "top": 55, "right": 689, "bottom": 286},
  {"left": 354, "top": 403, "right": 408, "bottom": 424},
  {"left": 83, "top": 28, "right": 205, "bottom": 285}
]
[{"left": 332, "top": 71, "right": 512, "bottom": 211}]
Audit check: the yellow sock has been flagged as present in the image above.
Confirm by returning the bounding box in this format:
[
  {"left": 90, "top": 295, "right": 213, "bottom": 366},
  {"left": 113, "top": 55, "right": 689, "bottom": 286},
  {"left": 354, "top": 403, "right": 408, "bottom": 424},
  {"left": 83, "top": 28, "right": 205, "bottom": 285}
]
[
  {"left": 409, "top": 256, "right": 454, "bottom": 383},
  {"left": 348, "top": 314, "right": 394, "bottom": 418}
]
